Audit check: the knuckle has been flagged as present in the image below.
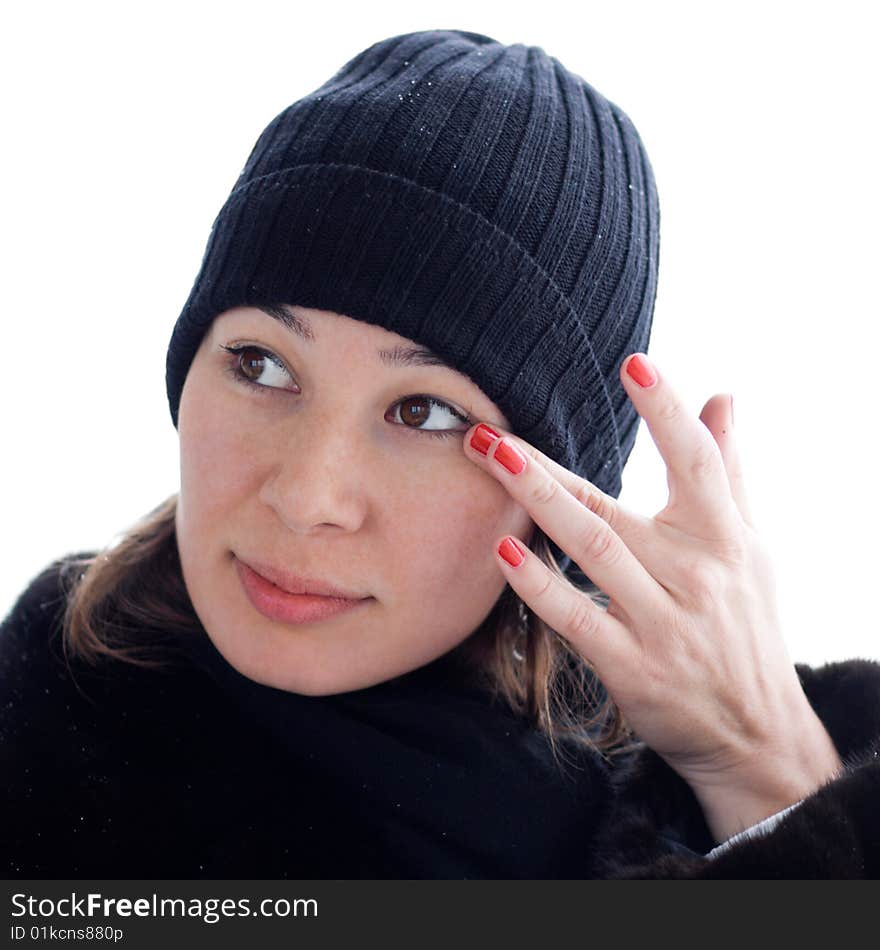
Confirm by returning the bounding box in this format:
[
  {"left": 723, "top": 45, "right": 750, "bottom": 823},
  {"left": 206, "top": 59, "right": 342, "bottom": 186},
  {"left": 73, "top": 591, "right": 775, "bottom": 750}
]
[
  {"left": 688, "top": 441, "right": 722, "bottom": 482},
  {"left": 656, "top": 398, "right": 681, "bottom": 423},
  {"left": 533, "top": 572, "right": 556, "bottom": 604},
  {"left": 579, "top": 524, "right": 619, "bottom": 566},
  {"left": 638, "top": 650, "right": 670, "bottom": 699},
  {"left": 562, "top": 595, "right": 601, "bottom": 642},
  {"left": 679, "top": 557, "right": 724, "bottom": 608},
  {"left": 714, "top": 533, "right": 749, "bottom": 569},
  {"left": 573, "top": 481, "right": 617, "bottom": 527},
  {"left": 528, "top": 473, "right": 561, "bottom": 507}
]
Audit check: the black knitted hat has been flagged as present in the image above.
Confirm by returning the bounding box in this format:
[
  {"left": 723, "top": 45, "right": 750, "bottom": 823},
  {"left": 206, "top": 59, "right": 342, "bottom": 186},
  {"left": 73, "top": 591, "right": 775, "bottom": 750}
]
[{"left": 165, "top": 28, "right": 660, "bottom": 575}]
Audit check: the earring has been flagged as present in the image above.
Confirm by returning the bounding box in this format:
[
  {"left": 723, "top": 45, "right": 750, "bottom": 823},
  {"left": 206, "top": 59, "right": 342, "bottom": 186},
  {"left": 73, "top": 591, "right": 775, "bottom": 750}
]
[{"left": 512, "top": 599, "right": 529, "bottom": 661}]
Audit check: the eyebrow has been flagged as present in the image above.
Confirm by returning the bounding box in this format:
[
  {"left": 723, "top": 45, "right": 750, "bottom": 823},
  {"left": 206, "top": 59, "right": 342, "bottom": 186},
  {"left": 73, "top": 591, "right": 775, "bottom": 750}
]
[{"left": 255, "top": 304, "right": 453, "bottom": 370}]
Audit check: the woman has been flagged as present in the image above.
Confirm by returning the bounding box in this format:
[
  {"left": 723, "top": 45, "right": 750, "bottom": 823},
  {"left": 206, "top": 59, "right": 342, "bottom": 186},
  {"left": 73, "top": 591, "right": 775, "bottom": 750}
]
[{"left": 2, "top": 28, "right": 879, "bottom": 879}]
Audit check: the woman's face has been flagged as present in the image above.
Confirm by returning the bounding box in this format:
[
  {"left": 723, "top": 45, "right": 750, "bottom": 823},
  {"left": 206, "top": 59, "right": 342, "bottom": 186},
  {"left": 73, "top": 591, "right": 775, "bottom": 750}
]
[{"left": 176, "top": 304, "right": 534, "bottom": 695}]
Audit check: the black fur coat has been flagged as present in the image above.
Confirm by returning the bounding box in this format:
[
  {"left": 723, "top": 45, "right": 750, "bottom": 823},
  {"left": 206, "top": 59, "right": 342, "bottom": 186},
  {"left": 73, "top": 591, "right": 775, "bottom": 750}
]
[{"left": 2, "top": 555, "right": 879, "bottom": 879}]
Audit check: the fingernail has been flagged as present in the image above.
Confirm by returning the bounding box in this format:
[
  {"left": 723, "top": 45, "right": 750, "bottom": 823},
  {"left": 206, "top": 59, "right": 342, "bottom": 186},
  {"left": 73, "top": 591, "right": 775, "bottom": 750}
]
[
  {"left": 470, "top": 423, "right": 500, "bottom": 455},
  {"left": 625, "top": 353, "right": 658, "bottom": 388},
  {"left": 498, "top": 537, "right": 526, "bottom": 567},
  {"left": 495, "top": 439, "right": 527, "bottom": 475},
  {"left": 729, "top": 395, "right": 735, "bottom": 425}
]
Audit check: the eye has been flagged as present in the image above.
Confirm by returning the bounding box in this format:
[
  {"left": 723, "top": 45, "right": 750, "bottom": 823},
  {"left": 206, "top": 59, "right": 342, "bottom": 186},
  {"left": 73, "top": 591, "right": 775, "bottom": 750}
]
[
  {"left": 386, "top": 395, "right": 473, "bottom": 440},
  {"left": 221, "top": 344, "right": 298, "bottom": 392},
  {"left": 220, "top": 343, "right": 473, "bottom": 439}
]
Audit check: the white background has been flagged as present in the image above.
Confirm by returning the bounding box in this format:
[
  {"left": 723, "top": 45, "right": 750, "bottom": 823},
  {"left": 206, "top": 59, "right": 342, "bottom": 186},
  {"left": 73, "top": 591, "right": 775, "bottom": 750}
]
[{"left": 2, "top": 0, "right": 877, "bottom": 666}]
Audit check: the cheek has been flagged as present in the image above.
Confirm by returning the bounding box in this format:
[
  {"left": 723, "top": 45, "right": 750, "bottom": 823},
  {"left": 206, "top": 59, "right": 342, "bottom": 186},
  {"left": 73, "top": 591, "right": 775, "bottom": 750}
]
[
  {"left": 178, "top": 370, "right": 256, "bottom": 528},
  {"left": 388, "top": 464, "right": 519, "bottom": 592}
]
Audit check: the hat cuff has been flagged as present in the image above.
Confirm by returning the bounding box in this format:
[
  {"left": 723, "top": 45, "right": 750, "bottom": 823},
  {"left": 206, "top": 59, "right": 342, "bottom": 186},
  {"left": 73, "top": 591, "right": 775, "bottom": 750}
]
[{"left": 165, "top": 162, "right": 623, "bottom": 500}]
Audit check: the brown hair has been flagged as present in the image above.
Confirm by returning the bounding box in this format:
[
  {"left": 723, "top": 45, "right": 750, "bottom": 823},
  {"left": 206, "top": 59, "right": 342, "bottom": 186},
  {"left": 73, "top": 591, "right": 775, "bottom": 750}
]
[{"left": 59, "top": 494, "right": 639, "bottom": 773}]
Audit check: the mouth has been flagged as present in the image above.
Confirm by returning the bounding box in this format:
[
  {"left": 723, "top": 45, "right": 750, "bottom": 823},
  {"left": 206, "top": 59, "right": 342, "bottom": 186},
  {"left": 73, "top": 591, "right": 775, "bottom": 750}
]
[{"left": 234, "top": 557, "right": 373, "bottom": 625}]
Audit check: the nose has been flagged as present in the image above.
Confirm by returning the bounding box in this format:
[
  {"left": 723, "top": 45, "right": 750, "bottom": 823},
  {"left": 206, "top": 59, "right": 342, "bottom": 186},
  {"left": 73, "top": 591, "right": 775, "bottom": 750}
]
[{"left": 258, "top": 412, "right": 370, "bottom": 536}]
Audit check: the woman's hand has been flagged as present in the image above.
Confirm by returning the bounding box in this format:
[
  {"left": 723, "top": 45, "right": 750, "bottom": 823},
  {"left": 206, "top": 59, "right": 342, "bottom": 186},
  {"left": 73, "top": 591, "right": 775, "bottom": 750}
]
[{"left": 464, "top": 352, "right": 843, "bottom": 843}]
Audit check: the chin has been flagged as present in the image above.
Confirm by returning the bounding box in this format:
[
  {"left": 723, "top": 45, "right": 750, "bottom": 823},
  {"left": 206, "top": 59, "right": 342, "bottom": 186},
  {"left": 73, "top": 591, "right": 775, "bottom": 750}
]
[{"left": 209, "top": 635, "right": 401, "bottom": 696}]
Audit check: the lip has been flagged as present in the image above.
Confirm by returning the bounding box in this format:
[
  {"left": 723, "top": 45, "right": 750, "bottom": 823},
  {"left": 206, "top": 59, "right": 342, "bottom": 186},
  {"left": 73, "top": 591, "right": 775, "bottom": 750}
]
[{"left": 234, "top": 557, "right": 372, "bottom": 625}]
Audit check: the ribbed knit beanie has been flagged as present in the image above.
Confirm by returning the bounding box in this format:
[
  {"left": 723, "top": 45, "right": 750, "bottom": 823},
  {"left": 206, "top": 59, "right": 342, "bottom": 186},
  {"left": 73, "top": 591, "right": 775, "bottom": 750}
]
[{"left": 165, "top": 28, "right": 660, "bottom": 575}]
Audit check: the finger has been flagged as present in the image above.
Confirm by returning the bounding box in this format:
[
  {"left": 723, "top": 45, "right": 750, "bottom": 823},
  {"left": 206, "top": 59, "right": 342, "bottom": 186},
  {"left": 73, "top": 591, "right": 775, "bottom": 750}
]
[
  {"left": 699, "top": 394, "right": 755, "bottom": 530},
  {"left": 621, "top": 353, "right": 739, "bottom": 535},
  {"left": 475, "top": 426, "right": 643, "bottom": 546},
  {"left": 465, "top": 423, "right": 670, "bottom": 630},
  {"left": 494, "top": 534, "right": 637, "bottom": 670}
]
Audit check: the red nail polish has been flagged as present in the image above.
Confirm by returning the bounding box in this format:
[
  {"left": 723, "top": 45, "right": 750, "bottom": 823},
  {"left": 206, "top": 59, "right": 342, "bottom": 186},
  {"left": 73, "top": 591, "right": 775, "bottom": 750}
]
[
  {"left": 470, "top": 423, "right": 500, "bottom": 455},
  {"left": 495, "top": 439, "right": 527, "bottom": 475},
  {"left": 625, "top": 353, "right": 657, "bottom": 388},
  {"left": 498, "top": 537, "right": 525, "bottom": 567}
]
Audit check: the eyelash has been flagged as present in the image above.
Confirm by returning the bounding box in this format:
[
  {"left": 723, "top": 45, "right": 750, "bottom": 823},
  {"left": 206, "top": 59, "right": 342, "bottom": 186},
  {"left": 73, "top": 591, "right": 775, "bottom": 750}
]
[{"left": 219, "top": 344, "right": 474, "bottom": 440}]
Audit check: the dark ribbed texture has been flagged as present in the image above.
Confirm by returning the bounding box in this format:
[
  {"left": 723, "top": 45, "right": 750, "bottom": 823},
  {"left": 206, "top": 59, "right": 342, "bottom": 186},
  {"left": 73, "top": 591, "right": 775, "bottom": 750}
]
[{"left": 165, "top": 28, "right": 661, "bottom": 574}]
